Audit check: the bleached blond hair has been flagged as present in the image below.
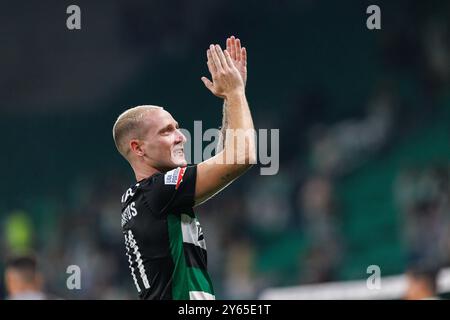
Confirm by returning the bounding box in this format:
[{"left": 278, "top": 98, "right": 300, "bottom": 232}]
[{"left": 112, "top": 105, "right": 164, "bottom": 159}]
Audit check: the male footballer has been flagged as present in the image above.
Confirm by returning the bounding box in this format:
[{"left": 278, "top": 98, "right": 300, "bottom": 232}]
[{"left": 112, "top": 36, "right": 255, "bottom": 300}]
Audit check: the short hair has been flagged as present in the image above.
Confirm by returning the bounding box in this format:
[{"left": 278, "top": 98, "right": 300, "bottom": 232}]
[
  {"left": 112, "top": 105, "right": 163, "bottom": 158},
  {"left": 5, "top": 254, "right": 39, "bottom": 283}
]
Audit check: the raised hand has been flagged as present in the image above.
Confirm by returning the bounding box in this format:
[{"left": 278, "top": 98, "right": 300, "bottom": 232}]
[
  {"left": 226, "top": 36, "right": 247, "bottom": 86},
  {"left": 201, "top": 44, "right": 245, "bottom": 99}
]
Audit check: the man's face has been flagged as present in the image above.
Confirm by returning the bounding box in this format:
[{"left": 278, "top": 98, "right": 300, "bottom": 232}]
[
  {"left": 138, "top": 109, "right": 187, "bottom": 171},
  {"left": 5, "top": 268, "right": 42, "bottom": 296}
]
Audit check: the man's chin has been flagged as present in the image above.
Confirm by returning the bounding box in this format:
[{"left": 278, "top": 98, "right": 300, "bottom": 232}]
[
  {"left": 171, "top": 158, "right": 187, "bottom": 168},
  {"left": 178, "top": 160, "right": 188, "bottom": 167}
]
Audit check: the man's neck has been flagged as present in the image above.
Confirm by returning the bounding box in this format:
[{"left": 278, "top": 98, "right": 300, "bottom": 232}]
[{"left": 134, "top": 165, "right": 160, "bottom": 182}]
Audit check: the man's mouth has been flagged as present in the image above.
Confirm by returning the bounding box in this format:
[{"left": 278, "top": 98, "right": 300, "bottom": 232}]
[{"left": 173, "top": 148, "right": 184, "bottom": 156}]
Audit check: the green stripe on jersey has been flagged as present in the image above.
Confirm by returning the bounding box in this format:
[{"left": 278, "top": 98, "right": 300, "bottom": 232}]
[
  {"left": 167, "top": 213, "right": 214, "bottom": 299},
  {"left": 188, "top": 267, "right": 214, "bottom": 295},
  {"left": 167, "top": 214, "right": 189, "bottom": 300}
]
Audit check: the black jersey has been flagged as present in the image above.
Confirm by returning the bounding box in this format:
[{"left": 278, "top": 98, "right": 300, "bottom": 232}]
[{"left": 120, "top": 165, "right": 214, "bottom": 300}]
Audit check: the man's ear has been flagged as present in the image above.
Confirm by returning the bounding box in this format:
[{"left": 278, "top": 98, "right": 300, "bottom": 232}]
[{"left": 130, "top": 139, "right": 144, "bottom": 157}]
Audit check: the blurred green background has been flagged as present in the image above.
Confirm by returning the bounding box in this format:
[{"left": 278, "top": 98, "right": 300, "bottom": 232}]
[{"left": 0, "top": 0, "right": 449, "bottom": 299}]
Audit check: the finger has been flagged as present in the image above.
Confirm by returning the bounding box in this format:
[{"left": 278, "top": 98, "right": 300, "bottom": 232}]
[
  {"left": 201, "top": 76, "right": 214, "bottom": 91},
  {"left": 241, "top": 47, "right": 247, "bottom": 67},
  {"left": 226, "top": 37, "right": 231, "bottom": 53},
  {"left": 236, "top": 38, "right": 242, "bottom": 61},
  {"left": 207, "top": 59, "right": 216, "bottom": 77},
  {"left": 210, "top": 44, "right": 224, "bottom": 72},
  {"left": 230, "top": 35, "right": 237, "bottom": 60},
  {"left": 207, "top": 49, "right": 217, "bottom": 74},
  {"left": 215, "top": 44, "right": 229, "bottom": 69},
  {"left": 224, "top": 50, "right": 235, "bottom": 71}
]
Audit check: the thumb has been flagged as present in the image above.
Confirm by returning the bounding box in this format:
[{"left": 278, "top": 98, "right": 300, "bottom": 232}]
[{"left": 201, "top": 77, "right": 214, "bottom": 91}]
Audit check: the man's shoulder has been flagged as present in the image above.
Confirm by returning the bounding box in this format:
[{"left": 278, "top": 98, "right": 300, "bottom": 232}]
[
  {"left": 120, "top": 173, "right": 163, "bottom": 205},
  {"left": 120, "top": 166, "right": 197, "bottom": 208}
]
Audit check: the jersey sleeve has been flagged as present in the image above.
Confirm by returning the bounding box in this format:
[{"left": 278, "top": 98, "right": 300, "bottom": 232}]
[{"left": 142, "top": 165, "right": 197, "bottom": 215}]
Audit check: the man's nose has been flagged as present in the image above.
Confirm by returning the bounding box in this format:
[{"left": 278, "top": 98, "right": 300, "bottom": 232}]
[{"left": 175, "top": 129, "right": 186, "bottom": 143}]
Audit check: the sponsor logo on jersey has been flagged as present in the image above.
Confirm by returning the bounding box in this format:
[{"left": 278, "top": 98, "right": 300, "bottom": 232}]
[{"left": 164, "top": 167, "right": 186, "bottom": 189}]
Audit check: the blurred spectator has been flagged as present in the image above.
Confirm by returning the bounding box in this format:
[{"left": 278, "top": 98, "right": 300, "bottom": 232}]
[
  {"left": 297, "top": 175, "right": 343, "bottom": 284},
  {"left": 404, "top": 265, "right": 440, "bottom": 300},
  {"left": 298, "top": 175, "right": 338, "bottom": 243},
  {"left": 223, "top": 238, "right": 257, "bottom": 299},
  {"left": 245, "top": 171, "right": 292, "bottom": 235},
  {"left": 395, "top": 165, "right": 450, "bottom": 268},
  {"left": 4, "top": 254, "right": 47, "bottom": 300}
]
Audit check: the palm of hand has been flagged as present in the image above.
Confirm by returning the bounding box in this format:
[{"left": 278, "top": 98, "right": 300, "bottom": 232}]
[{"left": 233, "top": 60, "right": 247, "bottom": 85}]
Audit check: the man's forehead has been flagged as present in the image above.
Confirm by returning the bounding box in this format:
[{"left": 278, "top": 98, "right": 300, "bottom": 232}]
[{"left": 142, "top": 109, "right": 176, "bottom": 130}]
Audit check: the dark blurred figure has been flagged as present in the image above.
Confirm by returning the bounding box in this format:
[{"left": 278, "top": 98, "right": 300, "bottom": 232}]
[
  {"left": 296, "top": 175, "right": 343, "bottom": 284},
  {"left": 404, "top": 265, "right": 440, "bottom": 300},
  {"left": 4, "top": 255, "right": 47, "bottom": 300}
]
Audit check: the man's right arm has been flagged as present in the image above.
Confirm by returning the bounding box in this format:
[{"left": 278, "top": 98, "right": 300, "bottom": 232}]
[
  {"left": 195, "top": 44, "right": 256, "bottom": 206},
  {"left": 216, "top": 36, "right": 246, "bottom": 153}
]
